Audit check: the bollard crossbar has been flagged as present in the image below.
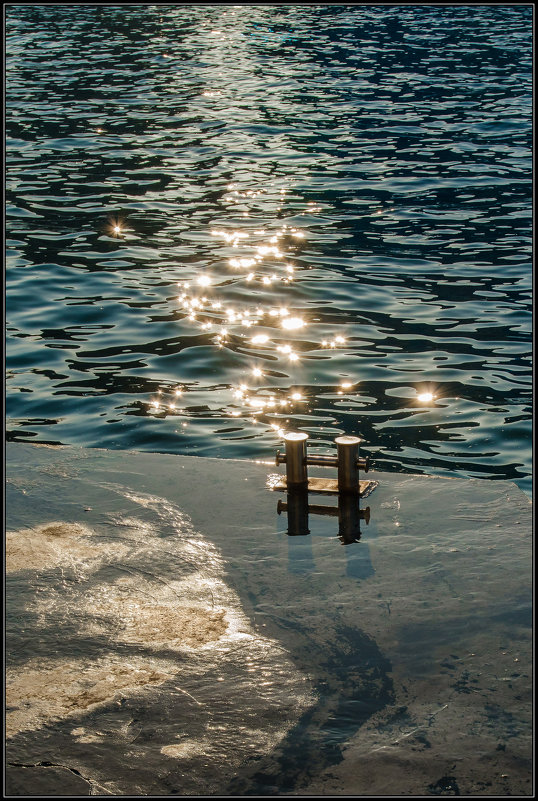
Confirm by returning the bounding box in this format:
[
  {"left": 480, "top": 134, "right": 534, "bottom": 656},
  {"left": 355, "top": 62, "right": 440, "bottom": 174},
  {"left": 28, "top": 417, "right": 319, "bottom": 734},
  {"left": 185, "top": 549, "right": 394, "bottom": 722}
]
[{"left": 275, "top": 453, "right": 369, "bottom": 471}]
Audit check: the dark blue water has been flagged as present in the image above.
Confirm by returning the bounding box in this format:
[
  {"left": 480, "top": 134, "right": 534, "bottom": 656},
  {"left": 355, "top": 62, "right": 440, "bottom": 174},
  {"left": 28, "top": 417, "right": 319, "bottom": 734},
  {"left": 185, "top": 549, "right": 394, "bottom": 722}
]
[{"left": 5, "top": 5, "right": 532, "bottom": 495}]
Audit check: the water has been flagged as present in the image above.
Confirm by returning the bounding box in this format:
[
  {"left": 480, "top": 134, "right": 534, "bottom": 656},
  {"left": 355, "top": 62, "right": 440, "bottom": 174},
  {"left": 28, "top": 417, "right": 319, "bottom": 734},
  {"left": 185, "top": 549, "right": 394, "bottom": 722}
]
[{"left": 5, "top": 5, "right": 532, "bottom": 495}]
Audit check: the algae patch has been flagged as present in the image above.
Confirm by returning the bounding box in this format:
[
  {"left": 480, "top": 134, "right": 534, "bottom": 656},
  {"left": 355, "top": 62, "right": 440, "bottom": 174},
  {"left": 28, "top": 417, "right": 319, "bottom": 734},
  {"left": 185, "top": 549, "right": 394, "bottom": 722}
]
[
  {"left": 6, "top": 656, "right": 175, "bottom": 738},
  {"left": 6, "top": 522, "right": 105, "bottom": 574},
  {"left": 161, "top": 740, "right": 209, "bottom": 758},
  {"left": 85, "top": 578, "right": 228, "bottom": 648}
]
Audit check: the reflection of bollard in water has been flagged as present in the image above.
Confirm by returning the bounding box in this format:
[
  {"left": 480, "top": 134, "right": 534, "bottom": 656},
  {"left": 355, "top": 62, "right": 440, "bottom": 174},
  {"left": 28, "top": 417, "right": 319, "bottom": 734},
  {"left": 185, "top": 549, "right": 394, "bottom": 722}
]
[
  {"left": 277, "top": 490, "right": 309, "bottom": 536},
  {"left": 279, "top": 491, "right": 314, "bottom": 573},
  {"left": 278, "top": 495, "right": 370, "bottom": 542},
  {"left": 338, "top": 492, "right": 362, "bottom": 544},
  {"left": 338, "top": 499, "right": 370, "bottom": 545}
]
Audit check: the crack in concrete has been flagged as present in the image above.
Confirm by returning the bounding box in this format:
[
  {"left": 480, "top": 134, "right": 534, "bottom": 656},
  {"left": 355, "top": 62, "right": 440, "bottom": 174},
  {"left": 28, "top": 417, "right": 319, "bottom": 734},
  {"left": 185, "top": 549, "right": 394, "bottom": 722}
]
[{"left": 7, "top": 761, "right": 113, "bottom": 795}]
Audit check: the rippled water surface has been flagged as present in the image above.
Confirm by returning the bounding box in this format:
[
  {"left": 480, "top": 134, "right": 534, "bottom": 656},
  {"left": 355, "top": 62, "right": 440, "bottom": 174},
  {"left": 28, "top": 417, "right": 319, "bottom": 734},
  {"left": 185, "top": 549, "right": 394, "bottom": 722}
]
[{"left": 5, "top": 5, "right": 532, "bottom": 493}]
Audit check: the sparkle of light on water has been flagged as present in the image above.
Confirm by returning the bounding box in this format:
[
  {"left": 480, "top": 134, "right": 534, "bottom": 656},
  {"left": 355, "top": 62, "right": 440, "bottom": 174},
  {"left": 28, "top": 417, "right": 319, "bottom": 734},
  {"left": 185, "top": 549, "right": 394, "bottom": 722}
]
[{"left": 5, "top": 5, "right": 532, "bottom": 494}]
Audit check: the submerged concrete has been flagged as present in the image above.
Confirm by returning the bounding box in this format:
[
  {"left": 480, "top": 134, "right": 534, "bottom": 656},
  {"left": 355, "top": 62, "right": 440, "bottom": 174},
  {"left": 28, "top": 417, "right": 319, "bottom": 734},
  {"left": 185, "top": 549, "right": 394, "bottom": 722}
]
[{"left": 5, "top": 443, "right": 532, "bottom": 796}]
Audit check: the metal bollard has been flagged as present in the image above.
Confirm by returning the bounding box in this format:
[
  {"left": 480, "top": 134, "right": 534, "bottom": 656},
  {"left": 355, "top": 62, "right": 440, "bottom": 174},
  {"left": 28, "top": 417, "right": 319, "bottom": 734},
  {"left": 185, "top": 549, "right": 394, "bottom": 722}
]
[
  {"left": 276, "top": 431, "right": 309, "bottom": 489},
  {"left": 275, "top": 432, "right": 371, "bottom": 494},
  {"left": 335, "top": 435, "right": 361, "bottom": 493}
]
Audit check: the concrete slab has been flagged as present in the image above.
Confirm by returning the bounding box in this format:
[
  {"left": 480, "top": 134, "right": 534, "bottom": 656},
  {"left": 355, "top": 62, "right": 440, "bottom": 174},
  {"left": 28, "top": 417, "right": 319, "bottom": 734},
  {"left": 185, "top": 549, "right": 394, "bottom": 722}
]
[{"left": 5, "top": 443, "right": 532, "bottom": 796}]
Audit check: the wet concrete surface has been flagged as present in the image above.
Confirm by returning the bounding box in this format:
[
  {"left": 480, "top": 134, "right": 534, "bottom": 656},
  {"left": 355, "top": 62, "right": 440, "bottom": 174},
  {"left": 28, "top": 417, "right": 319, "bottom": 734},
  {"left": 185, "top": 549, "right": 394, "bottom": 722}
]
[{"left": 5, "top": 443, "right": 532, "bottom": 796}]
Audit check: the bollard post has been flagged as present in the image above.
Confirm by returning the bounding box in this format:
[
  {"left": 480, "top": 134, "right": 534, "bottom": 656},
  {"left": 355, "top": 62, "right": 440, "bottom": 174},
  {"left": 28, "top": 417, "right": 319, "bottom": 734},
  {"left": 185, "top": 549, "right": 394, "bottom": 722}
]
[
  {"left": 335, "top": 435, "right": 361, "bottom": 493},
  {"left": 280, "top": 431, "right": 309, "bottom": 489}
]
